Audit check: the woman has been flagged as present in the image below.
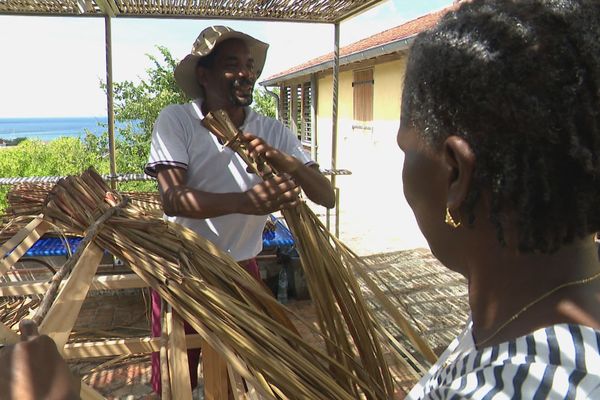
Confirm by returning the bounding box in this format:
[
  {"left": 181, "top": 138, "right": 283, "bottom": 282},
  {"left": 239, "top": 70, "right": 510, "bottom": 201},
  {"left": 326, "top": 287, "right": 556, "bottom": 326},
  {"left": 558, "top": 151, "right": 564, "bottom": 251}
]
[{"left": 399, "top": 0, "right": 600, "bottom": 398}]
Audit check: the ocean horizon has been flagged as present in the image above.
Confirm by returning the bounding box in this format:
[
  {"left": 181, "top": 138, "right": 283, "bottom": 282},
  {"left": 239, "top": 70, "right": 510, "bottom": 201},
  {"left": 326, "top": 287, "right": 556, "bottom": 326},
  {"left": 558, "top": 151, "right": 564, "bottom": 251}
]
[{"left": 0, "top": 116, "right": 139, "bottom": 142}]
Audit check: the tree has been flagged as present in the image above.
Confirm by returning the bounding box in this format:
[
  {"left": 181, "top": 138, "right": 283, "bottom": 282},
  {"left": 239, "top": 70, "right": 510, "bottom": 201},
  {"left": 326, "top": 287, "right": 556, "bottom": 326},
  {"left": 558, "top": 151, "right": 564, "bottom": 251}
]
[
  {"left": 252, "top": 87, "right": 278, "bottom": 119},
  {"left": 97, "top": 46, "right": 188, "bottom": 192}
]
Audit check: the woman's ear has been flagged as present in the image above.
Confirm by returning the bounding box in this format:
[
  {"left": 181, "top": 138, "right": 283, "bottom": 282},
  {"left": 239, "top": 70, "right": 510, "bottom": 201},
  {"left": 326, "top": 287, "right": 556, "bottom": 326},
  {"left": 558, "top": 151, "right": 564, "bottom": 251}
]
[{"left": 443, "top": 135, "right": 475, "bottom": 210}]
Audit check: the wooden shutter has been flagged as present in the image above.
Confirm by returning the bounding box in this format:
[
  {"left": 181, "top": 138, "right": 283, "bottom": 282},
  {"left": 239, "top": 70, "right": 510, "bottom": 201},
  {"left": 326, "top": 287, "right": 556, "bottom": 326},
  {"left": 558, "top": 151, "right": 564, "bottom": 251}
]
[
  {"left": 302, "top": 82, "right": 312, "bottom": 143},
  {"left": 280, "top": 85, "right": 292, "bottom": 129},
  {"left": 353, "top": 69, "right": 374, "bottom": 131},
  {"left": 295, "top": 84, "right": 302, "bottom": 140}
]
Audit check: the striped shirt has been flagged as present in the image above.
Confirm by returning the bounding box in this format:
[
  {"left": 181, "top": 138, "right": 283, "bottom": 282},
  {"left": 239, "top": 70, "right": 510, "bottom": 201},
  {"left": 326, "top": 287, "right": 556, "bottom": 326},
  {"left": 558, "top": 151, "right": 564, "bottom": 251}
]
[{"left": 406, "top": 321, "right": 600, "bottom": 399}]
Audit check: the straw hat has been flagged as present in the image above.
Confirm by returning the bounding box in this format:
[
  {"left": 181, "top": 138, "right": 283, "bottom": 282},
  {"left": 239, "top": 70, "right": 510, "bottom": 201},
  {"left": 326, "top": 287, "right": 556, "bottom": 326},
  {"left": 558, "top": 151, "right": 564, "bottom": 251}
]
[{"left": 174, "top": 26, "right": 269, "bottom": 99}]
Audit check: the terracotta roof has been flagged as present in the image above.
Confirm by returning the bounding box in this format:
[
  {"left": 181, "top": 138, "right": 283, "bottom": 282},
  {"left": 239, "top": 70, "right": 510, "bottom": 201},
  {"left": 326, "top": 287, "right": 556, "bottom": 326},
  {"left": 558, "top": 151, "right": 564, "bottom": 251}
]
[{"left": 263, "top": 6, "right": 451, "bottom": 83}]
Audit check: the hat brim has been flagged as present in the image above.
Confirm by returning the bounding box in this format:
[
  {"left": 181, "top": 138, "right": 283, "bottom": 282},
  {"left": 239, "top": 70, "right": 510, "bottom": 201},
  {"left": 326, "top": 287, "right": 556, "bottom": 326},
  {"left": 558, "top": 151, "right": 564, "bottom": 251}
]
[{"left": 174, "top": 30, "right": 269, "bottom": 99}]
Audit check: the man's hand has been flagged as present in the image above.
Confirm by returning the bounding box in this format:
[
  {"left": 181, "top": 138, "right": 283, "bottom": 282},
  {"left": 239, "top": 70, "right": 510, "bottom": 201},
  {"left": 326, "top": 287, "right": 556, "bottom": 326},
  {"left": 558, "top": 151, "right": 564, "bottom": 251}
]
[
  {"left": 239, "top": 174, "right": 301, "bottom": 214},
  {"left": 0, "top": 320, "right": 80, "bottom": 400},
  {"left": 241, "top": 132, "right": 335, "bottom": 209},
  {"left": 242, "top": 133, "right": 303, "bottom": 175}
]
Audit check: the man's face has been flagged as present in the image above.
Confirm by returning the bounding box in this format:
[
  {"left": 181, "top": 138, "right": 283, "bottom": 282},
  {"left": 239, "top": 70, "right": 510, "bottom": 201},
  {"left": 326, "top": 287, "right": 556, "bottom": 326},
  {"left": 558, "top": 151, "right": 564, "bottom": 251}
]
[{"left": 197, "top": 39, "right": 257, "bottom": 108}]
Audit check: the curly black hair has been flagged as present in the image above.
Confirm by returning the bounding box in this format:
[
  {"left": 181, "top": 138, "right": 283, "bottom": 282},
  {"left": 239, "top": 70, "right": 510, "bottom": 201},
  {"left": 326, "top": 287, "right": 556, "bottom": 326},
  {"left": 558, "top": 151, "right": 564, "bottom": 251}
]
[{"left": 402, "top": 0, "right": 600, "bottom": 253}]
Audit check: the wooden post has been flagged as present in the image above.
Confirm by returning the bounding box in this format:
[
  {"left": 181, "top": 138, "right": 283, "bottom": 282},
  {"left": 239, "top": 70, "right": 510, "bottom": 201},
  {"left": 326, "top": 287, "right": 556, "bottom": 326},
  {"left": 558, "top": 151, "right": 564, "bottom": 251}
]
[
  {"left": 0, "top": 218, "right": 49, "bottom": 276},
  {"left": 39, "top": 243, "right": 103, "bottom": 349},
  {"left": 161, "top": 299, "right": 172, "bottom": 400},
  {"left": 166, "top": 305, "right": 193, "bottom": 400},
  {"left": 202, "top": 339, "right": 230, "bottom": 400}
]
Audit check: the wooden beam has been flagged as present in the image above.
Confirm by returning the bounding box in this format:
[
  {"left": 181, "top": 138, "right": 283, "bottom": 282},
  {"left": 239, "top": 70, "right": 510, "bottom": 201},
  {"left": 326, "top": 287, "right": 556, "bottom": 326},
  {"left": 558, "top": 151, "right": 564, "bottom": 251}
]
[
  {"left": 39, "top": 243, "right": 103, "bottom": 349},
  {"left": 0, "top": 273, "right": 147, "bottom": 297},
  {"left": 161, "top": 298, "right": 171, "bottom": 400},
  {"left": 0, "top": 218, "right": 49, "bottom": 276},
  {"left": 166, "top": 306, "right": 193, "bottom": 400},
  {"left": 203, "top": 339, "right": 229, "bottom": 400},
  {"left": 0, "top": 217, "right": 45, "bottom": 258},
  {"left": 62, "top": 334, "right": 202, "bottom": 359}
]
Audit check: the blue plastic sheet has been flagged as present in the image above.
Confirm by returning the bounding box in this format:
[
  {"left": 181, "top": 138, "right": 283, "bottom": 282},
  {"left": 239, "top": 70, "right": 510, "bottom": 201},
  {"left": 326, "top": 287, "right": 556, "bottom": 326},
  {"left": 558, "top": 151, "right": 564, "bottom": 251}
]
[{"left": 23, "top": 216, "right": 294, "bottom": 257}]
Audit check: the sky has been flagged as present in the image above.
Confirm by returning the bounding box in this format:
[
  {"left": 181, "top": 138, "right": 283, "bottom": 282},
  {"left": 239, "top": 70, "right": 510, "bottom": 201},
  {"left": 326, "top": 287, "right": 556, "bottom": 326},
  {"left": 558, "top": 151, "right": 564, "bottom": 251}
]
[{"left": 0, "top": 0, "right": 452, "bottom": 118}]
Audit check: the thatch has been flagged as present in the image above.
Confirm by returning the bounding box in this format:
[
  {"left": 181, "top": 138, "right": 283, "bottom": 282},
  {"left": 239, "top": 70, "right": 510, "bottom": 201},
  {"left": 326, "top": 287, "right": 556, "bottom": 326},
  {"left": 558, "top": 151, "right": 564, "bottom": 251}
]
[
  {"left": 0, "top": 0, "right": 385, "bottom": 23},
  {"left": 3, "top": 168, "right": 390, "bottom": 398},
  {"left": 0, "top": 183, "right": 162, "bottom": 242}
]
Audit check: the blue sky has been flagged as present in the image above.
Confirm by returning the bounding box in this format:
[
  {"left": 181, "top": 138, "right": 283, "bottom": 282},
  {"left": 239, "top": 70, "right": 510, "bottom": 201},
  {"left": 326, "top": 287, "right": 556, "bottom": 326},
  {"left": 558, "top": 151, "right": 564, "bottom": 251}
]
[{"left": 0, "top": 0, "right": 452, "bottom": 118}]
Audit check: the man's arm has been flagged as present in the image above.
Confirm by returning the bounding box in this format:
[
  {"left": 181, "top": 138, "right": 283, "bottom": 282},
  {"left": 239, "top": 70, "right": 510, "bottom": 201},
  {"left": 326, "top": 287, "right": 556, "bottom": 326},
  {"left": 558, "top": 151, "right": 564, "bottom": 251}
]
[
  {"left": 156, "top": 165, "right": 302, "bottom": 218},
  {"left": 242, "top": 133, "right": 336, "bottom": 209}
]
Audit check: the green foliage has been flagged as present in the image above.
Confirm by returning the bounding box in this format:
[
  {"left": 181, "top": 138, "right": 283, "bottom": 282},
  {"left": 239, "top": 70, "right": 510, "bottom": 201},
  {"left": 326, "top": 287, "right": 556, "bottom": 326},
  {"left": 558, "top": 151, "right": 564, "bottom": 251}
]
[
  {"left": 99, "top": 46, "right": 186, "bottom": 192},
  {"left": 0, "top": 138, "right": 97, "bottom": 212},
  {"left": 0, "top": 47, "right": 191, "bottom": 214},
  {"left": 252, "top": 87, "right": 278, "bottom": 118},
  {"left": 110, "top": 46, "right": 188, "bottom": 139}
]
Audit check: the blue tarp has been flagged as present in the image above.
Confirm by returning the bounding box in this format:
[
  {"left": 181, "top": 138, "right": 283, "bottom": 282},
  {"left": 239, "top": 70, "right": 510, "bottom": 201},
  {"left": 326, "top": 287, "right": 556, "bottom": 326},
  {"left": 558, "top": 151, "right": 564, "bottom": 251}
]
[{"left": 23, "top": 216, "right": 294, "bottom": 257}]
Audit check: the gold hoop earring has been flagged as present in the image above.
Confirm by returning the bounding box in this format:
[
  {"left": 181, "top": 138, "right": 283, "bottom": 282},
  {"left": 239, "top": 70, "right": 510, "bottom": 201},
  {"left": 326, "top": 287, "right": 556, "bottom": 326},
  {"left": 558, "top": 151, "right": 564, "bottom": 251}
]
[{"left": 445, "top": 207, "right": 461, "bottom": 228}]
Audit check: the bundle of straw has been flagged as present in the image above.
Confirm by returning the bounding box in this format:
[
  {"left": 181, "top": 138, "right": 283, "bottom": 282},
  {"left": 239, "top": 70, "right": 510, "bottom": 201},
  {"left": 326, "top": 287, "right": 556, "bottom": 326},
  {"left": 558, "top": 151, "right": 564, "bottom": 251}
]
[
  {"left": 5, "top": 182, "right": 163, "bottom": 218},
  {"left": 203, "top": 110, "right": 437, "bottom": 397},
  {"left": 39, "top": 168, "right": 388, "bottom": 399},
  {"left": 1, "top": 183, "right": 163, "bottom": 242}
]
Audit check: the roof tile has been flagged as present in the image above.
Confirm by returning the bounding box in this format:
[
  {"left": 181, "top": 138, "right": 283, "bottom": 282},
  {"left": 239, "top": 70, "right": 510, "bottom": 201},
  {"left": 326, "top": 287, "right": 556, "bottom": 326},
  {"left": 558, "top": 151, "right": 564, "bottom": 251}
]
[{"left": 264, "top": 6, "right": 452, "bottom": 82}]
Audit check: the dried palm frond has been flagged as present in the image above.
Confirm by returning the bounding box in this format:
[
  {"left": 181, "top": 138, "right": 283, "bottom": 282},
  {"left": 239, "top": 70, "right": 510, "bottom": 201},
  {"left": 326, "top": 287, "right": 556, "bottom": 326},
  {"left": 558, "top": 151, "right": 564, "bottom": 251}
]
[
  {"left": 1, "top": 183, "right": 162, "bottom": 242},
  {"left": 37, "top": 168, "right": 387, "bottom": 399},
  {"left": 203, "top": 110, "right": 437, "bottom": 396},
  {"left": 5, "top": 182, "right": 162, "bottom": 218}
]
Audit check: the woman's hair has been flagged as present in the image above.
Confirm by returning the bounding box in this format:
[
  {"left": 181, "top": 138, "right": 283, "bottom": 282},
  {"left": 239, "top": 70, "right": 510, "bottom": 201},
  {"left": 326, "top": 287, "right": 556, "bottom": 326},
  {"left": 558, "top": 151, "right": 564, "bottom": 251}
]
[{"left": 403, "top": 0, "right": 600, "bottom": 253}]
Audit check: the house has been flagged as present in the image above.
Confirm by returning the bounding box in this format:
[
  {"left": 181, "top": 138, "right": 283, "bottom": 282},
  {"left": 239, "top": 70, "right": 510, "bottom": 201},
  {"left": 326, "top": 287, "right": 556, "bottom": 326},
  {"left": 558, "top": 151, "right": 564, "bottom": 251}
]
[{"left": 261, "top": 8, "right": 450, "bottom": 253}]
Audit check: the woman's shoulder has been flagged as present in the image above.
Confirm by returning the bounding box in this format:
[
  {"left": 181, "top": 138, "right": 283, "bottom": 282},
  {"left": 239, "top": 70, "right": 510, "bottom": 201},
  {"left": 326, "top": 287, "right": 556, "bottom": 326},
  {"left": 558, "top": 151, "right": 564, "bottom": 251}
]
[
  {"left": 406, "top": 323, "right": 600, "bottom": 399},
  {"left": 490, "top": 323, "right": 600, "bottom": 367}
]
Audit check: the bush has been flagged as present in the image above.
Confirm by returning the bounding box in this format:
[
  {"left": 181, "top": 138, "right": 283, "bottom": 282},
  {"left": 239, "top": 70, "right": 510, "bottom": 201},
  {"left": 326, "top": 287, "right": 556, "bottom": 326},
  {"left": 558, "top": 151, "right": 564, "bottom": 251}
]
[{"left": 0, "top": 137, "right": 97, "bottom": 213}]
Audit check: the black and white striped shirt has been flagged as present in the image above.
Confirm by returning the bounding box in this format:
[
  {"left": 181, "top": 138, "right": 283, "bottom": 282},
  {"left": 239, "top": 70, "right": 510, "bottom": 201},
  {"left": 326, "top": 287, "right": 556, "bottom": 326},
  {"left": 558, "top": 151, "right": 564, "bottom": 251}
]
[{"left": 406, "top": 320, "right": 600, "bottom": 399}]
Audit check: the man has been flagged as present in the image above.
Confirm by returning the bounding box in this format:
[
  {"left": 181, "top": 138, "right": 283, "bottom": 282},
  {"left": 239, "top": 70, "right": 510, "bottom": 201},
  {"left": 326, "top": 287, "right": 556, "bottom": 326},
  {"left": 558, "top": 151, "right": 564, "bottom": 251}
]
[{"left": 144, "top": 26, "right": 335, "bottom": 392}]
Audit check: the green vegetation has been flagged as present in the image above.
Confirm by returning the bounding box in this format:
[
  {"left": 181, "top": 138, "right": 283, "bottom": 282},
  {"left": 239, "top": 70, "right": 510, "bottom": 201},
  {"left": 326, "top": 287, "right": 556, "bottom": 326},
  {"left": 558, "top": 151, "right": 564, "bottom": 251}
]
[
  {"left": 0, "top": 46, "right": 278, "bottom": 214},
  {"left": 253, "top": 86, "right": 279, "bottom": 119}
]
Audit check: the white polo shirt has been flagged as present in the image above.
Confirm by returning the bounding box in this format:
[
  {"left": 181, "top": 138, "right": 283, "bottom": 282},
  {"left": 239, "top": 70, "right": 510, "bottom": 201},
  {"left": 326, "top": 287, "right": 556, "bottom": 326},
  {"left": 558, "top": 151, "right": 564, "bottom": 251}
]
[{"left": 145, "top": 100, "right": 312, "bottom": 261}]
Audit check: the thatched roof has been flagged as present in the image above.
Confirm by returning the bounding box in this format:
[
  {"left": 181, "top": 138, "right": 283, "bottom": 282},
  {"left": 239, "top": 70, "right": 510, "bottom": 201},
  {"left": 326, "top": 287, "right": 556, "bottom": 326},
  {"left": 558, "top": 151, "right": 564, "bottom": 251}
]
[{"left": 0, "top": 0, "right": 385, "bottom": 23}]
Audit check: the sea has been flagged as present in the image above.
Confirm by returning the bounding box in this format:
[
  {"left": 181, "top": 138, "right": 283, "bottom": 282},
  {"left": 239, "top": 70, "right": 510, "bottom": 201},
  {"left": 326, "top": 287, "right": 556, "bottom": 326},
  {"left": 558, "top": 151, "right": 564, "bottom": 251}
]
[{"left": 0, "top": 117, "right": 138, "bottom": 142}]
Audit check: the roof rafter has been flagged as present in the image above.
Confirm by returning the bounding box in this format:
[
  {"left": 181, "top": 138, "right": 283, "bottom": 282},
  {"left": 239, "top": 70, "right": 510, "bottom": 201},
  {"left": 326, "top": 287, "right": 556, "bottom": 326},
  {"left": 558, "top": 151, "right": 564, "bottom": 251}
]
[{"left": 0, "top": 0, "right": 386, "bottom": 23}]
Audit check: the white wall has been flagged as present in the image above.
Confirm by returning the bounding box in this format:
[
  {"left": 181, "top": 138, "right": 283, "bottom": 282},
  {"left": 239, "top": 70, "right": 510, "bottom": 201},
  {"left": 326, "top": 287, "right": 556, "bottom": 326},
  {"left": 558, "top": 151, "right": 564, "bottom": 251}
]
[{"left": 314, "top": 58, "right": 427, "bottom": 255}]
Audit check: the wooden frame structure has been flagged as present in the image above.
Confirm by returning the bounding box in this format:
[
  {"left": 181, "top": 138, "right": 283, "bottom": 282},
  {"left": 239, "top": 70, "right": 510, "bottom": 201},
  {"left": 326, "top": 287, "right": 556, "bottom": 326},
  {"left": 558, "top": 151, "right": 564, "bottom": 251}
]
[{"left": 0, "top": 215, "right": 255, "bottom": 399}]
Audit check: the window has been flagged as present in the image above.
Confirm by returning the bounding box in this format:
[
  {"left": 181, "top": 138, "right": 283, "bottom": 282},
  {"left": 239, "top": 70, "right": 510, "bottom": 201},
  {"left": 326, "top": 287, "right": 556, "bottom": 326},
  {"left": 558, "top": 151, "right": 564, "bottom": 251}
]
[
  {"left": 301, "top": 82, "right": 312, "bottom": 143},
  {"left": 280, "top": 82, "right": 312, "bottom": 144},
  {"left": 295, "top": 84, "right": 302, "bottom": 140},
  {"left": 280, "top": 85, "right": 292, "bottom": 129},
  {"left": 352, "top": 69, "right": 374, "bottom": 133}
]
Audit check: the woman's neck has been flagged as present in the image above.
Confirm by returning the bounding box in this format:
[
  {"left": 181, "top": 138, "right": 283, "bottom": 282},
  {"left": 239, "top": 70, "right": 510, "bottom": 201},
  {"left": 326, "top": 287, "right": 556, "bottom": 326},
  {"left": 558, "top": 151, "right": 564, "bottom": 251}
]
[{"left": 467, "top": 235, "right": 600, "bottom": 347}]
